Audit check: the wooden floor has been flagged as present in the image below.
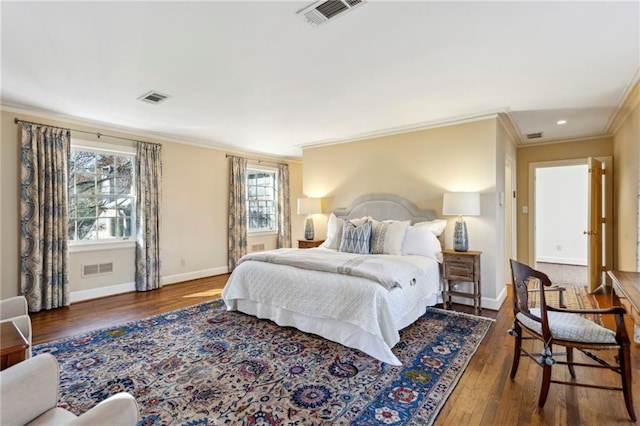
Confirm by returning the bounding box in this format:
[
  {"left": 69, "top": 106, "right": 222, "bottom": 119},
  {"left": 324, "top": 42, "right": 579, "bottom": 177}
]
[{"left": 30, "top": 276, "right": 639, "bottom": 425}]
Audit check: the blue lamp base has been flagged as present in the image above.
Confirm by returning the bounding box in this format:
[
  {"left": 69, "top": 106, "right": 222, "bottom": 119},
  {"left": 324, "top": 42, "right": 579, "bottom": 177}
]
[
  {"left": 453, "top": 217, "right": 468, "bottom": 252},
  {"left": 304, "top": 216, "right": 315, "bottom": 240}
]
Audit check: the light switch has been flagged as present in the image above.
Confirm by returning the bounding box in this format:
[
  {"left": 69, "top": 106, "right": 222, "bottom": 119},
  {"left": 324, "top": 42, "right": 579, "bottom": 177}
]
[{"left": 522, "top": 206, "right": 528, "bottom": 214}]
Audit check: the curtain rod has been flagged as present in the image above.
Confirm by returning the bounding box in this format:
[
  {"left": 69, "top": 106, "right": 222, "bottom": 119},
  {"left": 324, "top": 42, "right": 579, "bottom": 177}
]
[
  {"left": 14, "top": 118, "right": 162, "bottom": 146},
  {"left": 225, "top": 153, "right": 286, "bottom": 166}
]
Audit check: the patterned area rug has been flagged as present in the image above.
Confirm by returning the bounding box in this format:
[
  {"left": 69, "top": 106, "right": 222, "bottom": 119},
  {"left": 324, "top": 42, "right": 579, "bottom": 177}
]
[
  {"left": 34, "top": 300, "right": 493, "bottom": 425},
  {"left": 527, "top": 284, "right": 602, "bottom": 324}
]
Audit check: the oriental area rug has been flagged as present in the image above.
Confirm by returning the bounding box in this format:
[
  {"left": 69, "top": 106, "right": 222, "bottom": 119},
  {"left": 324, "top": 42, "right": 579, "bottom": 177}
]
[{"left": 34, "top": 300, "right": 493, "bottom": 425}]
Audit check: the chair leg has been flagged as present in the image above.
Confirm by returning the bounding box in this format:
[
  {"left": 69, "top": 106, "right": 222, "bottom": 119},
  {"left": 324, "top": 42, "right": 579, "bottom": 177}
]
[
  {"left": 619, "top": 345, "right": 636, "bottom": 421},
  {"left": 509, "top": 325, "right": 522, "bottom": 379},
  {"left": 566, "top": 347, "right": 576, "bottom": 378},
  {"left": 538, "top": 362, "right": 552, "bottom": 408}
]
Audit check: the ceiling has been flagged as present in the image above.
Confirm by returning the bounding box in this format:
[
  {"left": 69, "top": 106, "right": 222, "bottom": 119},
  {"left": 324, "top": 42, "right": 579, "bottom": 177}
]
[{"left": 2, "top": 1, "right": 639, "bottom": 158}]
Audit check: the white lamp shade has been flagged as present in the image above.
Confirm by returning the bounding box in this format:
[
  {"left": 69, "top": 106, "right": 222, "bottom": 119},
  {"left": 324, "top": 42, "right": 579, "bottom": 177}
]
[
  {"left": 297, "top": 198, "right": 322, "bottom": 215},
  {"left": 442, "top": 192, "right": 480, "bottom": 216}
]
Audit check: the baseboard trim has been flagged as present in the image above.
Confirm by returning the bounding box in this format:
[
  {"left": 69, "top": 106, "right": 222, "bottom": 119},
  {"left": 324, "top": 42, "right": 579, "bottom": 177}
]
[
  {"left": 70, "top": 267, "right": 230, "bottom": 303},
  {"left": 70, "top": 282, "right": 135, "bottom": 303},
  {"left": 536, "top": 256, "right": 587, "bottom": 266},
  {"left": 447, "top": 285, "right": 507, "bottom": 311},
  {"left": 162, "top": 267, "right": 229, "bottom": 285}
]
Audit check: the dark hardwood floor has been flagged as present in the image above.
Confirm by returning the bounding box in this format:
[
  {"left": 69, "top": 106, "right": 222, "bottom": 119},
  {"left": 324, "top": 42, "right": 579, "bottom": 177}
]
[{"left": 30, "top": 276, "right": 638, "bottom": 425}]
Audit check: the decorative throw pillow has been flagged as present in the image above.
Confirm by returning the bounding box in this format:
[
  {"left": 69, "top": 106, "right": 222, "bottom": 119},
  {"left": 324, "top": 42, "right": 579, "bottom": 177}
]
[
  {"left": 413, "top": 219, "right": 448, "bottom": 236},
  {"left": 370, "top": 219, "right": 410, "bottom": 255},
  {"left": 339, "top": 220, "right": 372, "bottom": 254},
  {"left": 320, "top": 213, "right": 344, "bottom": 250},
  {"left": 401, "top": 225, "right": 443, "bottom": 261}
]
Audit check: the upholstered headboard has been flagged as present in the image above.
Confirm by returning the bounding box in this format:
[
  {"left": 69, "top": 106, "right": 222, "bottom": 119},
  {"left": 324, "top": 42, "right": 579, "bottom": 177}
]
[{"left": 333, "top": 193, "right": 438, "bottom": 224}]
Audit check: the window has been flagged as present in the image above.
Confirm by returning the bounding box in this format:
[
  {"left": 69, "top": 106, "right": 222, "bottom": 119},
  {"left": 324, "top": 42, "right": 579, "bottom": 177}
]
[
  {"left": 68, "top": 142, "right": 136, "bottom": 244},
  {"left": 247, "top": 167, "right": 277, "bottom": 233}
]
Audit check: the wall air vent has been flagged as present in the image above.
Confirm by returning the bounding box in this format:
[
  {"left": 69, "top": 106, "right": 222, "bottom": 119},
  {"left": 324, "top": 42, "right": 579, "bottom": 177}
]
[
  {"left": 251, "top": 243, "right": 265, "bottom": 252},
  {"left": 525, "top": 131, "right": 544, "bottom": 140},
  {"left": 82, "top": 262, "right": 114, "bottom": 277},
  {"left": 296, "top": 0, "right": 366, "bottom": 26},
  {"left": 138, "top": 91, "right": 170, "bottom": 105}
]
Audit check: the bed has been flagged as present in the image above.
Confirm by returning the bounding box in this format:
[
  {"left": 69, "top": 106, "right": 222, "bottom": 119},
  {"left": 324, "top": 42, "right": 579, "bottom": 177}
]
[{"left": 222, "top": 194, "right": 445, "bottom": 365}]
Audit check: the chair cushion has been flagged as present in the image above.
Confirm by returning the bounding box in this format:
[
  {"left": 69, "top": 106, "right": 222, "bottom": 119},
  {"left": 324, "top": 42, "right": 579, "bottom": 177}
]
[
  {"left": 517, "top": 309, "right": 616, "bottom": 344},
  {"left": 28, "top": 408, "right": 77, "bottom": 425}
]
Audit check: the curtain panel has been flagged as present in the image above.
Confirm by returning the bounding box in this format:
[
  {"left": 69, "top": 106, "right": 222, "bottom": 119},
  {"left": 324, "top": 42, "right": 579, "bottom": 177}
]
[
  {"left": 228, "top": 156, "right": 248, "bottom": 271},
  {"left": 19, "top": 123, "right": 71, "bottom": 312},
  {"left": 277, "top": 163, "right": 291, "bottom": 248},
  {"left": 135, "top": 142, "right": 162, "bottom": 291}
]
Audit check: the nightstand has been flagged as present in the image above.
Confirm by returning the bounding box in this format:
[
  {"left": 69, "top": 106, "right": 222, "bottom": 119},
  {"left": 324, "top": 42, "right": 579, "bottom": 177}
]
[
  {"left": 442, "top": 249, "right": 482, "bottom": 315},
  {"left": 298, "top": 239, "right": 324, "bottom": 249}
]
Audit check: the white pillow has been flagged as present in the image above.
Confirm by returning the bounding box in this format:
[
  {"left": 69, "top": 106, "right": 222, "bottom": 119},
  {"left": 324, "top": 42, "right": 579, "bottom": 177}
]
[
  {"left": 402, "top": 225, "right": 443, "bottom": 261},
  {"left": 370, "top": 219, "right": 410, "bottom": 255},
  {"left": 413, "top": 219, "right": 448, "bottom": 236},
  {"left": 320, "top": 213, "right": 343, "bottom": 250},
  {"left": 349, "top": 216, "right": 370, "bottom": 226}
]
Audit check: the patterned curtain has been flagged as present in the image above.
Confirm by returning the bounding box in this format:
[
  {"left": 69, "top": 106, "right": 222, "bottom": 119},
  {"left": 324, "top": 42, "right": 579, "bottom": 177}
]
[
  {"left": 228, "top": 156, "right": 248, "bottom": 271},
  {"left": 277, "top": 163, "right": 291, "bottom": 248},
  {"left": 135, "top": 142, "right": 162, "bottom": 291},
  {"left": 20, "top": 123, "right": 70, "bottom": 312}
]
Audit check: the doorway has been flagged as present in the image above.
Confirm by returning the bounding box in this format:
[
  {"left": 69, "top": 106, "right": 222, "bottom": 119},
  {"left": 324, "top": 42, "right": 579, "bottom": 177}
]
[
  {"left": 534, "top": 163, "right": 588, "bottom": 285},
  {"left": 528, "top": 157, "right": 613, "bottom": 289}
]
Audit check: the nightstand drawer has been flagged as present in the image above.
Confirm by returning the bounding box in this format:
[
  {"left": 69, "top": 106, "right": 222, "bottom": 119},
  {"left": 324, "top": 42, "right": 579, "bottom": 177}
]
[
  {"left": 298, "top": 239, "right": 324, "bottom": 249},
  {"left": 444, "top": 262, "right": 475, "bottom": 281},
  {"left": 444, "top": 253, "right": 474, "bottom": 264}
]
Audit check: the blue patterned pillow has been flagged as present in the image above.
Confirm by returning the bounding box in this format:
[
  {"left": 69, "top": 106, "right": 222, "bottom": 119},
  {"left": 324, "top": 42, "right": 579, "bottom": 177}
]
[{"left": 339, "top": 220, "right": 372, "bottom": 254}]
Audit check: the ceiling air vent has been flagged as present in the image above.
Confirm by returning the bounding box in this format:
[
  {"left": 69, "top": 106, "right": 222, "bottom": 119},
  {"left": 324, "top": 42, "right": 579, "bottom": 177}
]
[
  {"left": 297, "top": 0, "right": 366, "bottom": 26},
  {"left": 138, "top": 91, "right": 170, "bottom": 105},
  {"left": 525, "top": 131, "right": 544, "bottom": 140}
]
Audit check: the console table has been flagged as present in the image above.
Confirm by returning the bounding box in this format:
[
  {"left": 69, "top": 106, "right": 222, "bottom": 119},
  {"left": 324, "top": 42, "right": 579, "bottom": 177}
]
[{"left": 607, "top": 270, "right": 640, "bottom": 342}]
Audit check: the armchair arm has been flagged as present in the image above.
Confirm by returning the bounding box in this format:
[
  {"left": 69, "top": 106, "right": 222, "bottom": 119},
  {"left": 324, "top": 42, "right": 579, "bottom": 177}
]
[
  {"left": 0, "top": 354, "right": 59, "bottom": 426},
  {"left": 547, "top": 305, "right": 627, "bottom": 316},
  {"left": 0, "top": 296, "right": 28, "bottom": 320},
  {"left": 70, "top": 393, "right": 139, "bottom": 426}
]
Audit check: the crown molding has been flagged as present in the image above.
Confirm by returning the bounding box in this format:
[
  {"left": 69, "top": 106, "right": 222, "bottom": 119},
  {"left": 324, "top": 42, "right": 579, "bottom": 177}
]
[
  {"left": 299, "top": 109, "right": 507, "bottom": 151},
  {"left": 516, "top": 133, "right": 613, "bottom": 149},
  {"left": 604, "top": 69, "right": 640, "bottom": 135},
  {"left": 496, "top": 109, "right": 524, "bottom": 146},
  {"left": 1, "top": 103, "right": 302, "bottom": 164}
]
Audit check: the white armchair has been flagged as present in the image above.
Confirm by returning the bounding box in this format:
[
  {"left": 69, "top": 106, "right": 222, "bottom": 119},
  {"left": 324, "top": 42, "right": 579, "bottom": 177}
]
[
  {"left": 0, "top": 353, "right": 139, "bottom": 426},
  {"left": 0, "top": 296, "right": 32, "bottom": 359}
]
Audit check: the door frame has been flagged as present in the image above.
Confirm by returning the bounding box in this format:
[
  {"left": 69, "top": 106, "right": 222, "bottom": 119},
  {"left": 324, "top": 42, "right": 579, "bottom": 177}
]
[
  {"left": 505, "top": 156, "right": 516, "bottom": 284},
  {"left": 527, "top": 156, "right": 613, "bottom": 286}
]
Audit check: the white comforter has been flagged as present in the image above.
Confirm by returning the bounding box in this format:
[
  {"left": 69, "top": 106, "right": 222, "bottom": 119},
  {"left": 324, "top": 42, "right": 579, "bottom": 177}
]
[
  {"left": 222, "top": 248, "right": 441, "bottom": 365},
  {"left": 238, "top": 247, "right": 426, "bottom": 290}
]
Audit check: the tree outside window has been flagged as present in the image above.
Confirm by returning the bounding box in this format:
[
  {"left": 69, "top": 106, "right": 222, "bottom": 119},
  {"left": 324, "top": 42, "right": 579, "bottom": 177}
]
[
  {"left": 68, "top": 146, "right": 136, "bottom": 242},
  {"left": 247, "top": 168, "right": 277, "bottom": 232}
]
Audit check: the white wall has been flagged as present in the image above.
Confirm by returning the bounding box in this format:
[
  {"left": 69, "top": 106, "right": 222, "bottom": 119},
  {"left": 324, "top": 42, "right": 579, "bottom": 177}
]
[{"left": 535, "top": 164, "right": 588, "bottom": 265}]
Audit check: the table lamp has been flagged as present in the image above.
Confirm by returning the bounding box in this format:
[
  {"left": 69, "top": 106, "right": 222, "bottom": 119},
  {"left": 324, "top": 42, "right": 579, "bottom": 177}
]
[
  {"left": 442, "top": 192, "right": 480, "bottom": 252},
  {"left": 297, "top": 198, "right": 322, "bottom": 240}
]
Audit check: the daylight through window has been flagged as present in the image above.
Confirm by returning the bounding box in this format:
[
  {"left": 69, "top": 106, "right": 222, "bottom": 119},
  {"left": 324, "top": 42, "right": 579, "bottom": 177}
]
[
  {"left": 68, "top": 144, "right": 136, "bottom": 243},
  {"left": 247, "top": 167, "right": 277, "bottom": 232}
]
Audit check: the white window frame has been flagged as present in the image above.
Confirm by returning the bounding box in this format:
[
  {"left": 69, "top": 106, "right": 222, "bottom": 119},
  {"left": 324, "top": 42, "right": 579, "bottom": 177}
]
[
  {"left": 246, "top": 165, "right": 278, "bottom": 235},
  {"left": 68, "top": 140, "right": 137, "bottom": 252}
]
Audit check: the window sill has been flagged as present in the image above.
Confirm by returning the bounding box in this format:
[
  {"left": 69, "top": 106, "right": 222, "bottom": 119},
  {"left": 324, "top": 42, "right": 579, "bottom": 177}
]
[
  {"left": 247, "top": 230, "right": 278, "bottom": 237},
  {"left": 69, "top": 240, "right": 136, "bottom": 253}
]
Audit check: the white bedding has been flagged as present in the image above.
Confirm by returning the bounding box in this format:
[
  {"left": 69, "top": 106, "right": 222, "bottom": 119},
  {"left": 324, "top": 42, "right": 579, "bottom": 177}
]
[{"left": 222, "top": 248, "right": 441, "bottom": 365}]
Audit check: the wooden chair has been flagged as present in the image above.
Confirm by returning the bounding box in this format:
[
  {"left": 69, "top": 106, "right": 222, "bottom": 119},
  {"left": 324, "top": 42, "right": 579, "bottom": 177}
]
[{"left": 509, "top": 259, "right": 635, "bottom": 421}]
